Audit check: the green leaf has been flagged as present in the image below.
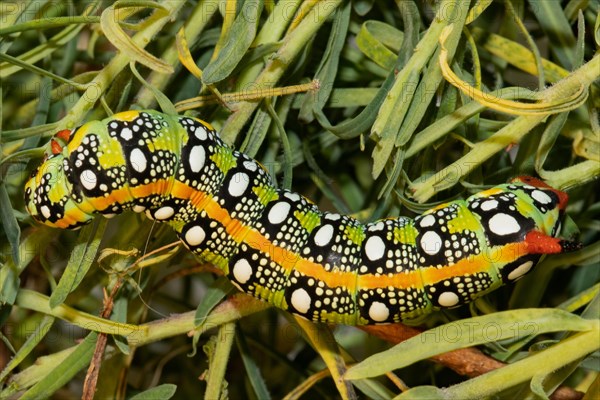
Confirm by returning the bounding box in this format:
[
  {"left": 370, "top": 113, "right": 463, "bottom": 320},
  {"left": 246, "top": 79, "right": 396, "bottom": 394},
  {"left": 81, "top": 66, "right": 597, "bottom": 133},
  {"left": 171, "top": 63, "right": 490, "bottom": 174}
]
[
  {"left": 100, "top": 2, "right": 173, "bottom": 74},
  {"left": 129, "top": 384, "right": 177, "bottom": 400},
  {"left": 1, "top": 229, "right": 55, "bottom": 305},
  {"left": 49, "top": 218, "right": 108, "bottom": 308},
  {"left": 529, "top": 1, "right": 577, "bottom": 70},
  {"left": 111, "top": 295, "right": 131, "bottom": 355},
  {"left": 299, "top": 1, "right": 350, "bottom": 122},
  {"left": 356, "top": 20, "right": 403, "bottom": 70},
  {"left": 294, "top": 316, "right": 356, "bottom": 399},
  {"left": 346, "top": 309, "right": 596, "bottom": 380},
  {"left": 130, "top": 62, "right": 177, "bottom": 115},
  {"left": 0, "top": 315, "right": 55, "bottom": 384},
  {"left": 395, "top": 386, "right": 445, "bottom": 400},
  {"left": 0, "top": 183, "right": 21, "bottom": 266},
  {"left": 202, "top": 0, "right": 263, "bottom": 84},
  {"left": 236, "top": 330, "right": 271, "bottom": 400},
  {"left": 194, "top": 276, "right": 235, "bottom": 326},
  {"left": 19, "top": 332, "right": 97, "bottom": 400},
  {"left": 440, "top": 329, "right": 599, "bottom": 399},
  {"left": 0, "top": 4, "right": 98, "bottom": 78}
]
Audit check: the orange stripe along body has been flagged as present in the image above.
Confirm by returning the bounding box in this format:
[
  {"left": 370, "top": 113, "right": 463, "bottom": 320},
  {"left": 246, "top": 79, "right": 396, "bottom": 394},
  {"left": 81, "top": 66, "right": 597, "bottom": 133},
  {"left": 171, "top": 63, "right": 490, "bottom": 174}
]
[{"left": 25, "top": 110, "right": 578, "bottom": 325}]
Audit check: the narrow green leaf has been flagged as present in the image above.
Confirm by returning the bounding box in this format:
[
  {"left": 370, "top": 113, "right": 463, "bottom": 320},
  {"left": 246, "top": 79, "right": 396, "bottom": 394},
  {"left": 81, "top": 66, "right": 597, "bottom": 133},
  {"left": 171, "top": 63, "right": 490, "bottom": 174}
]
[
  {"left": 111, "top": 295, "right": 131, "bottom": 355},
  {"left": 529, "top": 0, "right": 577, "bottom": 70},
  {"left": 1, "top": 347, "right": 75, "bottom": 398},
  {"left": 1, "top": 229, "right": 55, "bottom": 305},
  {"left": 236, "top": 330, "right": 271, "bottom": 400},
  {"left": 439, "top": 329, "right": 599, "bottom": 400},
  {"left": 299, "top": 1, "right": 350, "bottom": 122},
  {"left": 49, "top": 218, "right": 108, "bottom": 308},
  {"left": 294, "top": 316, "right": 356, "bottom": 399},
  {"left": 595, "top": 8, "right": 600, "bottom": 47},
  {"left": 0, "top": 315, "right": 55, "bottom": 384},
  {"left": 0, "top": 3, "right": 98, "bottom": 78},
  {"left": 130, "top": 62, "right": 177, "bottom": 115},
  {"left": 20, "top": 332, "right": 98, "bottom": 400},
  {"left": 356, "top": 20, "right": 403, "bottom": 70},
  {"left": 202, "top": 0, "right": 263, "bottom": 84},
  {"left": 194, "top": 276, "right": 235, "bottom": 326},
  {"left": 0, "top": 183, "right": 21, "bottom": 266},
  {"left": 535, "top": 113, "right": 569, "bottom": 173},
  {"left": 129, "top": 384, "right": 177, "bottom": 400},
  {"left": 529, "top": 373, "right": 550, "bottom": 400},
  {"left": 100, "top": 2, "right": 173, "bottom": 74},
  {"left": 314, "top": 69, "right": 397, "bottom": 139},
  {"left": 346, "top": 309, "right": 596, "bottom": 380},
  {"left": 395, "top": 386, "right": 444, "bottom": 400},
  {"left": 264, "top": 100, "right": 293, "bottom": 190}
]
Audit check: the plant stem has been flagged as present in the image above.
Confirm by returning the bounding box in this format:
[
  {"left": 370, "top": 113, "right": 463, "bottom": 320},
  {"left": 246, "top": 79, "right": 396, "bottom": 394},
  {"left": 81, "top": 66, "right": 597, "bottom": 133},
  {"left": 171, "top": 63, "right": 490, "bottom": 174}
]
[
  {"left": 60, "top": 0, "right": 187, "bottom": 130},
  {"left": 411, "top": 53, "right": 600, "bottom": 202},
  {"left": 219, "top": 0, "right": 343, "bottom": 144}
]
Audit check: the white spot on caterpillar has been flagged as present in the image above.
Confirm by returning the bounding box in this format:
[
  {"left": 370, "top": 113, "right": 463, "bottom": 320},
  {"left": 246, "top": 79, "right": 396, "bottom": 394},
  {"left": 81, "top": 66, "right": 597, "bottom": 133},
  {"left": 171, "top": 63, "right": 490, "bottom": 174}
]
[
  {"left": 195, "top": 126, "right": 208, "bottom": 140},
  {"left": 153, "top": 206, "right": 174, "bottom": 220},
  {"left": 185, "top": 225, "right": 206, "bottom": 246},
  {"left": 324, "top": 213, "right": 341, "bottom": 221},
  {"left": 133, "top": 205, "right": 146, "bottom": 213},
  {"left": 80, "top": 170, "right": 97, "bottom": 190},
  {"left": 367, "top": 221, "right": 385, "bottom": 231},
  {"left": 228, "top": 172, "right": 249, "bottom": 197},
  {"left": 283, "top": 192, "right": 300, "bottom": 202},
  {"left": 480, "top": 199, "right": 499, "bottom": 211},
  {"left": 507, "top": 261, "right": 534, "bottom": 280},
  {"left": 365, "top": 236, "right": 385, "bottom": 261},
  {"left": 268, "top": 202, "right": 291, "bottom": 224},
  {"left": 438, "top": 291, "right": 459, "bottom": 307},
  {"left": 419, "top": 214, "right": 435, "bottom": 227},
  {"left": 368, "top": 301, "right": 390, "bottom": 322},
  {"left": 243, "top": 160, "right": 257, "bottom": 171},
  {"left": 40, "top": 205, "right": 51, "bottom": 219},
  {"left": 420, "top": 231, "right": 442, "bottom": 255},
  {"left": 104, "top": 213, "right": 116, "bottom": 219},
  {"left": 314, "top": 224, "right": 334, "bottom": 246},
  {"left": 291, "top": 288, "right": 311, "bottom": 313},
  {"left": 488, "top": 213, "right": 520, "bottom": 235},
  {"left": 130, "top": 148, "right": 147, "bottom": 172},
  {"left": 531, "top": 190, "right": 552, "bottom": 204},
  {"left": 189, "top": 145, "right": 206, "bottom": 173},
  {"left": 120, "top": 127, "right": 133, "bottom": 141},
  {"left": 233, "top": 258, "right": 253, "bottom": 284}
]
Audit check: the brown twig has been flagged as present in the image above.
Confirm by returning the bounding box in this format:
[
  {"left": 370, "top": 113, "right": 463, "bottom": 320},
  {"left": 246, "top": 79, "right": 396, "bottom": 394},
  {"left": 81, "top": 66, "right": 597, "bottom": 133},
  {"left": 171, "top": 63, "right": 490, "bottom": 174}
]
[{"left": 81, "top": 280, "right": 122, "bottom": 400}]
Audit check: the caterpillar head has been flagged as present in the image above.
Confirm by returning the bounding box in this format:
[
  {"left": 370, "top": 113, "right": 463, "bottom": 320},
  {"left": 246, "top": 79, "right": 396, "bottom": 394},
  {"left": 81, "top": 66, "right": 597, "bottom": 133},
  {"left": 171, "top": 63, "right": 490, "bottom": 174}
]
[
  {"left": 24, "top": 129, "right": 94, "bottom": 229},
  {"left": 509, "top": 176, "right": 580, "bottom": 254},
  {"left": 485, "top": 176, "right": 580, "bottom": 283}
]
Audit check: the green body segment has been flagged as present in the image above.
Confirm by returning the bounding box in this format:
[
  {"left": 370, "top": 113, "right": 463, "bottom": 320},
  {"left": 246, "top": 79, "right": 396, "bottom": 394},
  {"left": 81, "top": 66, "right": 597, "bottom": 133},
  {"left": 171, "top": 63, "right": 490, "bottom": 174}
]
[{"left": 25, "top": 110, "right": 568, "bottom": 325}]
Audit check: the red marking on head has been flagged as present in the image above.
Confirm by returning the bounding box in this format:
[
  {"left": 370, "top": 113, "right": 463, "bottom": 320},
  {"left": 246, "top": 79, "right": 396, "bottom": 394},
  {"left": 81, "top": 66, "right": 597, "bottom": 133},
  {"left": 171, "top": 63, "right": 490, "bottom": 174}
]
[
  {"left": 512, "top": 176, "right": 569, "bottom": 210},
  {"left": 50, "top": 139, "right": 63, "bottom": 155},
  {"left": 524, "top": 231, "right": 563, "bottom": 254},
  {"left": 55, "top": 129, "right": 71, "bottom": 142}
]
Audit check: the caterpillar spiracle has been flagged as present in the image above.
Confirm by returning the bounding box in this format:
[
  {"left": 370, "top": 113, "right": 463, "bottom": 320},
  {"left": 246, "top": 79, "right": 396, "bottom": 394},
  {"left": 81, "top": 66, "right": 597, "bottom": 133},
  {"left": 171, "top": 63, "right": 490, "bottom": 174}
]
[{"left": 25, "top": 110, "right": 580, "bottom": 325}]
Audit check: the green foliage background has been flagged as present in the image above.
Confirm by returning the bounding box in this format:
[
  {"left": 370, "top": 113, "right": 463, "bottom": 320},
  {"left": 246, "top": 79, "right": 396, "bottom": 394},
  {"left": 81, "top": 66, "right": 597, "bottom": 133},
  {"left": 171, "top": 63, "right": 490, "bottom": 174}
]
[{"left": 1, "top": 1, "right": 599, "bottom": 399}]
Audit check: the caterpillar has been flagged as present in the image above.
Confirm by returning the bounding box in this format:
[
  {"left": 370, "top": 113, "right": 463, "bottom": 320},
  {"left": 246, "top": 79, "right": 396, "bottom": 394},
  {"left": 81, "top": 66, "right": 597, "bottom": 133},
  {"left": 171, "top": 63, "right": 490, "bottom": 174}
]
[{"left": 25, "top": 110, "right": 580, "bottom": 325}]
